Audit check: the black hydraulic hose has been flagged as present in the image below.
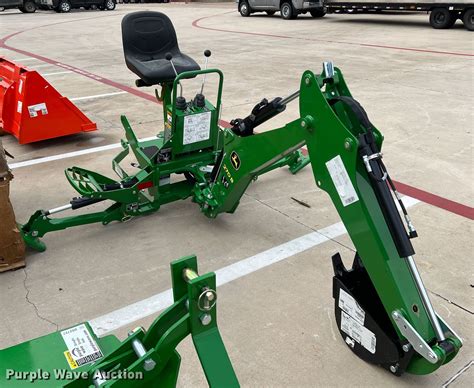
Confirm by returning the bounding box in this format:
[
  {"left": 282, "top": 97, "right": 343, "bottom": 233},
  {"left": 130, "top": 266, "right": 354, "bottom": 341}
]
[
  {"left": 358, "top": 131, "right": 415, "bottom": 259},
  {"left": 330, "top": 96, "right": 415, "bottom": 258}
]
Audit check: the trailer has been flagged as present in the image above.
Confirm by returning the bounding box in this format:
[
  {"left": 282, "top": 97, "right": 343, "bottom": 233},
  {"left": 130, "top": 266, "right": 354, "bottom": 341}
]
[{"left": 325, "top": 1, "right": 474, "bottom": 29}]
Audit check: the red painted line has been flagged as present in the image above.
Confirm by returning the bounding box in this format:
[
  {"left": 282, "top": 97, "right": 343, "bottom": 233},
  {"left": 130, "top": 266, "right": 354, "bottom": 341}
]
[
  {"left": 392, "top": 180, "right": 474, "bottom": 220},
  {"left": 192, "top": 13, "right": 474, "bottom": 58},
  {"left": 1, "top": 15, "right": 472, "bottom": 220},
  {"left": 299, "top": 147, "right": 473, "bottom": 220}
]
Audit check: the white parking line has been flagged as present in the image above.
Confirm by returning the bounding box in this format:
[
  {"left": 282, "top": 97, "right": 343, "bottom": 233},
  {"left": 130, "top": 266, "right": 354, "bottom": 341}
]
[
  {"left": 70, "top": 91, "right": 127, "bottom": 102},
  {"left": 9, "top": 136, "right": 157, "bottom": 170},
  {"left": 42, "top": 71, "right": 73, "bottom": 76},
  {"left": 10, "top": 57, "right": 39, "bottom": 62},
  {"left": 29, "top": 63, "right": 57, "bottom": 69},
  {"left": 89, "top": 196, "right": 419, "bottom": 336}
]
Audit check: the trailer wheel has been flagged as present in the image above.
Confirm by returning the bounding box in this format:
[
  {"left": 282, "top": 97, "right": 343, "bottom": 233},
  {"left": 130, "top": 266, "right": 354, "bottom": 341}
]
[
  {"left": 20, "top": 1, "right": 36, "bottom": 12},
  {"left": 430, "top": 8, "right": 456, "bottom": 29},
  {"left": 281, "top": 2, "right": 296, "bottom": 20},
  {"left": 104, "top": 0, "right": 115, "bottom": 10},
  {"left": 239, "top": 1, "right": 251, "bottom": 17},
  {"left": 58, "top": 0, "right": 71, "bottom": 12},
  {"left": 463, "top": 8, "right": 474, "bottom": 31}
]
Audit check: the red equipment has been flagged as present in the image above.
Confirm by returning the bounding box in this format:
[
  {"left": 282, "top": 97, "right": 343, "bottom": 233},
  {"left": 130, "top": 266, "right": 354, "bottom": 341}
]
[{"left": 0, "top": 56, "right": 97, "bottom": 144}]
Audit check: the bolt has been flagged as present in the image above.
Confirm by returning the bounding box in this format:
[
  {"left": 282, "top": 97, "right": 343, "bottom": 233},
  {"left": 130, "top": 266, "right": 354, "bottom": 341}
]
[
  {"left": 389, "top": 365, "right": 398, "bottom": 374},
  {"left": 402, "top": 344, "right": 411, "bottom": 352},
  {"left": 32, "top": 231, "right": 38, "bottom": 237},
  {"left": 206, "top": 291, "right": 215, "bottom": 302},
  {"left": 200, "top": 314, "right": 212, "bottom": 326},
  {"left": 344, "top": 138, "right": 353, "bottom": 151},
  {"left": 207, "top": 193, "right": 212, "bottom": 199},
  {"left": 300, "top": 120, "right": 307, "bottom": 128},
  {"left": 143, "top": 358, "right": 156, "bottom": 371},
  {"left": 305, "top": 77, "right": 311, "bottom": 85}
]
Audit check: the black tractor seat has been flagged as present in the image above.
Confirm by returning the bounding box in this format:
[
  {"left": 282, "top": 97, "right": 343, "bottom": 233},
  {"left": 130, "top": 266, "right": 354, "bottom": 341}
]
[{"left": 122, "top": 11, "right": 200, "bottom": 85}]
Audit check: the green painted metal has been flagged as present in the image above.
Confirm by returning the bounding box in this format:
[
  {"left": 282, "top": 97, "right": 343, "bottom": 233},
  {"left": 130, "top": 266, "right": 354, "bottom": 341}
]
[
  {"left": 0, "top": 256, "right": 239, "bottom": 387},
  {"left": 189, "top": 68, "right": 462, "bottom": 374},
  {"left": 15, "top": 62, "right": 462, "bottom": 378},
  {"left": 20, "top": 67, "right": 307, "bottom": 251}
]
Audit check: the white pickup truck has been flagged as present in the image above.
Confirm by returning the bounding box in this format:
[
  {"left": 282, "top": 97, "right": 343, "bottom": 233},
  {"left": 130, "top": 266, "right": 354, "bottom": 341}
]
[{"left": 237, "top": 0, "right": 473, "bottom": 30}]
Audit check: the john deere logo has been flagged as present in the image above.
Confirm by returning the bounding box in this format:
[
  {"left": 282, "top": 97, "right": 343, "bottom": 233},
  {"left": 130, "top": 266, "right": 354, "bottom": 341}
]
[{"left": 230, "top": 151, "right": 241, "bottom": 170}]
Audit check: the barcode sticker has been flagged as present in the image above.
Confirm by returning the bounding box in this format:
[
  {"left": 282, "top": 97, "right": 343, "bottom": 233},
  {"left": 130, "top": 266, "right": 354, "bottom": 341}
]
[
  {"left": 61, "top": 324, "right": 103, "bottom": 369},
  {"left": 326, "top": 155, "right": 359, "bottom": 207},
  {"left": 341, "top": 311, "right": 376, "bottom": 354},
  {"left": 338, "top": 288, "right": 365, "bottom": 325}
]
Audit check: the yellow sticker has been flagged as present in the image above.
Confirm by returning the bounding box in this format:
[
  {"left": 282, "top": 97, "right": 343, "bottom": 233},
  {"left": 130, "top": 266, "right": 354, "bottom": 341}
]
[{"left": 64, "top": 351, "right": 79, "bottom": 370}]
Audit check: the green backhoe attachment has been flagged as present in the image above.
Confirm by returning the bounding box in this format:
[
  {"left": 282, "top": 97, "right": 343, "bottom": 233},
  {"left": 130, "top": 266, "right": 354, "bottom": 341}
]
[
  {"left": 19, "top": 66, "right": 309, "bottom": 252},
  {"left": 0, "top": 256, "right": 239, "bottom": 387},
  {"left": 8, "top": 10, "right": 462, "bottom": 384}
]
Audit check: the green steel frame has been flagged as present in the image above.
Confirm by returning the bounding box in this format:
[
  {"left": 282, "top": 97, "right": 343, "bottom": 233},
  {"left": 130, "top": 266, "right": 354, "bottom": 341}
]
[
  {"left": 20, "top": 68, "right": 309, "bottom": 252},
  {"left": 0, "top": 255, "right": 239, "bottom": 387}
]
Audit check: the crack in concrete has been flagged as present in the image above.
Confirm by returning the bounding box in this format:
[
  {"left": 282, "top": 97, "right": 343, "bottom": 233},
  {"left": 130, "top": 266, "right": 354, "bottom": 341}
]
[
  {"left": 430, "top": 290, "right": 474, "bottom": 315},
  {"left": 23, "top": 268, "right": 59, "bottom": 331},
  {"left": 442, "top": 360, "right": 473, "bottom": 387},
  {"left": 243, "top": 192, "right": 355, "bottom": 254}
]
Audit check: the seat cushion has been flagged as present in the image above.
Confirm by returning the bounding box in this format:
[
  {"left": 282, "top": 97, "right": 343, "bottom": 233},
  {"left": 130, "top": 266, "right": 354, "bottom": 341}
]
[{"left": 128, "top": 52, "right": 200, "bottom": 85}]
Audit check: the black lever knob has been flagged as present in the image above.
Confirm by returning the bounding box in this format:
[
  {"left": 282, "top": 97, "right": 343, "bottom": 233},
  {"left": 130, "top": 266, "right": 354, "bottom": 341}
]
[
  {"left": 204, "top": 50, "right": 211, "bottom": 58},
  {"left": 165, "top": 52, "right": 173, "bottom": 61}
]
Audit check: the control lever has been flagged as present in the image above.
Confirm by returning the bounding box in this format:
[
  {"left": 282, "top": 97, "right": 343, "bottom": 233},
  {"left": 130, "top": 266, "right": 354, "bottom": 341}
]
[
  {"left": 166, "top": 52, "right": 186, "bottom": 109},
  {"left": 194, "top": 50, "right": 212, "bottom": 108}
]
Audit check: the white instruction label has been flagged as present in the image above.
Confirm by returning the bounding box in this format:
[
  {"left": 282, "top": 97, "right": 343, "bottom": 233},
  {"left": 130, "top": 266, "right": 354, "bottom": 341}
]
[
  {"left": 339, "top": 288, "right": 365, "bottom": 325},
  {"left": 61, "top": 324, "right": 103, "bottom": 369},
  {"left": 341, "top": 311, "right": 376, "bottom": 354},
  {"left": 326, "top": 155, "right": 359, "bottom": 207},
  {"left": 17, "top": 101, "right": 22, "bottom": 114},
  {"left": 183, "top": 111, "right": 211, "bottom": 145},
  {"left": 28, "top": 102, "right": 48, "bottom": 118}
]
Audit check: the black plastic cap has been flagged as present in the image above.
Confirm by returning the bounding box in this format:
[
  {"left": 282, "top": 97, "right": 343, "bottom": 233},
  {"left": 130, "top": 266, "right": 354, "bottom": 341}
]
[
  {"left": 176, "top": 96, "right": 187, "bottom": 110},
  {"left": 194, "top": 93, "right": 205, "bottom": 108},
  {"left": 165, "top": 52, "right": 173, "bottom": 61},
  {"left": 204, "top": 50, "right": 211, "bottom": 57}
]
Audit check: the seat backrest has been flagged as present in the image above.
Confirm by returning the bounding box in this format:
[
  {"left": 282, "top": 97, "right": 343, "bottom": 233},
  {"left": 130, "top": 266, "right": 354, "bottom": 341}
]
[{"left": 122, "top": 11, "right": 179, "bottom": 63}]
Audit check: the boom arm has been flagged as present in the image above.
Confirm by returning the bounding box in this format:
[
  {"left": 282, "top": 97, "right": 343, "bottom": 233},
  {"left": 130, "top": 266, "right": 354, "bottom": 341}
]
[{"left": 199, "top": 67, "right": 462, "bottom": 375}]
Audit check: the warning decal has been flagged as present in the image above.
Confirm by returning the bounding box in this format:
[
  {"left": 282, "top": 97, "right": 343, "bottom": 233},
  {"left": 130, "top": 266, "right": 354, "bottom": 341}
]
[
  {"left": 61, "top": 324, "right": 103, "bottom": 369},
  {"left": 326, "top": 155, "right": 359, "bottom": 207},
  {"left": 341, "top": 311, "right": 376, "bottom": 354},
  {"left": 183, "top": 111, "right": 211, "bottom": 145},
  {"left": 28, "top": 103, "right": 48, "bottom": 118}
]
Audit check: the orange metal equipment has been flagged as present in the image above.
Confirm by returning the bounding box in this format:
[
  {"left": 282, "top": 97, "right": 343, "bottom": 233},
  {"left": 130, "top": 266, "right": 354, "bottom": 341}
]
[{"left": 0, "top": 56, "right": 97, "bottom": 144}]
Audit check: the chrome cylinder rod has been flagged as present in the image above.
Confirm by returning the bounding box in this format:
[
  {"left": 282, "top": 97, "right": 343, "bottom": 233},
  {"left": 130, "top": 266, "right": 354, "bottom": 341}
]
[
  {"left": 406, "top": 255, "right": 445, "bottom": 341},
  {"left": 46, "top": 203, "right": 72, "bottom": 215},
  {"left": 280, "top": 90, "right": 300, "bottom": 106}
]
